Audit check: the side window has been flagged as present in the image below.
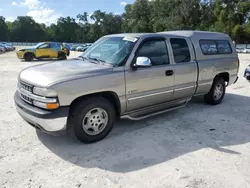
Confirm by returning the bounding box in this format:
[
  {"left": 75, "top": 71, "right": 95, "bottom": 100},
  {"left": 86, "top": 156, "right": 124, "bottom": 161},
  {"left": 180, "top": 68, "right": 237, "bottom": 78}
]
[
  {"left": 50, "top": 43, "right": 61, "bottom": 50},
  {"left": 200, "top": 40, "right": 218, "bottom": 55},
  {"left": 217, "top": 40, "right": 232, "bottom": 54},
  {"left": 137, "top": 39, "right": 169, "bottom": 65},
  {"left": 170, "top": 38, "right": 191, "bottom": 63},
  {"left": 38, "top": 43, "right": 49, "bottom": 49}
]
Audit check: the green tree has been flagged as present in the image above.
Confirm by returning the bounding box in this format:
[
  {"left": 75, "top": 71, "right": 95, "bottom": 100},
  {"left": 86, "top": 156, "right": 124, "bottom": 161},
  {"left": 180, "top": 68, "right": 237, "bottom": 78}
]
[
  {"left": 10, "top": 16, "right": 45, "bottom": 42},
  {"left": 213, "top": 0, "right": 250, "bottom": 42},
  {"left": 77, "top": 12, "right": 92, "bottom": 42},
  {"left": 122, "top": 0, "right": 153, "bottom": 32},
  {"left": 1, "top": 1, "right": 250, "bottom": 43},
  {"left": 0, "top": 16, "right": 9, "bottom": 41},
  {"left": 55, "top": 17, "right": 80, "bottom": 42},
  {"left": 86, "top": 10, "right": 123, "bottom": 42}
]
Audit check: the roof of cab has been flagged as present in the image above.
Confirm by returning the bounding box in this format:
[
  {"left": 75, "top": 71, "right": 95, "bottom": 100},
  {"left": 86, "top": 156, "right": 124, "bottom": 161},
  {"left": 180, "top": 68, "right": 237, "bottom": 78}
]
[
  {"left": 105, "top": 33, "right": 154, "bottom": 38},
  {"left": 158, "top": 30, "right": 230, "bottom": 38},
  {"left": 105, "top": 30, "right": 230, "bottom": 39}
]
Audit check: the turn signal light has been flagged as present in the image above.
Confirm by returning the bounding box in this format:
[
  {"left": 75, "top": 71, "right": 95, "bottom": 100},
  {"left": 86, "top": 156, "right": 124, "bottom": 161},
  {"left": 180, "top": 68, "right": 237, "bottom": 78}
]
[{"left": 46, "top": 103, "right": 59, "bottom": 110}]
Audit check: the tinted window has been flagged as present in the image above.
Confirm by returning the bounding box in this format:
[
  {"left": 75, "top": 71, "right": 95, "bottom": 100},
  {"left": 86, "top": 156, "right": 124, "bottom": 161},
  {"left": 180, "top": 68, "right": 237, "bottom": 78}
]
[
  {"left": 217, "top": 40, "right": 232, "bottom": 54},
  {"left": 38, "top": 43, "right": 49, "bottom": 49},
  {"left": 170, "top": 38, "right": 191, "bottom": 63},
  {"left": 50, "top": 43, "right": 61, "bottom": 50},
  {"left": 200, "top": 40, "right": 232, "bottom": 55},
  {"left": 200, "top": 40, "right": 218, "bottom": 55},
  {"left": 137, "top": 39, "right": 169, "bottom": 65}
]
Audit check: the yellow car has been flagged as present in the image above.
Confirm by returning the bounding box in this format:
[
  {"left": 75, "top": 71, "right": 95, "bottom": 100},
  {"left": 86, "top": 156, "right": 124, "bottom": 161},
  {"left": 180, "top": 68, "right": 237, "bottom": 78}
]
[{"left": 16, "top": 42, "right": 70, "bottom": 61}]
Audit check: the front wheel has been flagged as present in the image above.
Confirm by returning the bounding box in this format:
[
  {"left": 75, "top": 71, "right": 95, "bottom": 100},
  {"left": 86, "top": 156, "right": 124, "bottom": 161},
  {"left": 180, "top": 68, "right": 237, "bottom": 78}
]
[
  {"left": 70, "top": 97, "right": 115, "bottom": 143},
  {"left": 24, "top": 53, "right": 34, "bottom": 61},
  {"left": 204, "top": 77, "right": 226, "bottom": 105}
]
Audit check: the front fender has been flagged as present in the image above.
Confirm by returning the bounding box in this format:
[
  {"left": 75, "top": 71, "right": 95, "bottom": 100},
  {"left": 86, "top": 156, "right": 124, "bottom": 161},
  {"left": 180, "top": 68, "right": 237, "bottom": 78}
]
[{"left": 49, "top": 67, "right": 127, "bottom": 114}]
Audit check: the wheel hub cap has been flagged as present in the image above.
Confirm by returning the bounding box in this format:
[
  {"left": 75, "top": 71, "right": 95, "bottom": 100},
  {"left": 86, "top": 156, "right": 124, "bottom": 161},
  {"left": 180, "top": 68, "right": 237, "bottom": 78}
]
[
  {"left": 214, "top": 84, "right": 223, "bottom": 100},
  {"left": 82, "top": 108, "right": 108, "bottom": 136}
]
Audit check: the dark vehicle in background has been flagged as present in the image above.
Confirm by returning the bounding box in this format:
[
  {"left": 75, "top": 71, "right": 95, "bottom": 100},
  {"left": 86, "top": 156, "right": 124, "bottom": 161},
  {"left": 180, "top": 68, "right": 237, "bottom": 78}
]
[
  {"left": 0, "top": 46, "right": 6, "bottom": 53},
  {"left": 244, "top": 65, "right": 250, "bottom": 80}
]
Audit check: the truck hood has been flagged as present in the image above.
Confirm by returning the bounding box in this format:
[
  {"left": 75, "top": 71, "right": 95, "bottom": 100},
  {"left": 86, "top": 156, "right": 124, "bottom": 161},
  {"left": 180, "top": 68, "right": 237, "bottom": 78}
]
[{"left": 19, "top": 59, "right": 113, "bottom": 87}]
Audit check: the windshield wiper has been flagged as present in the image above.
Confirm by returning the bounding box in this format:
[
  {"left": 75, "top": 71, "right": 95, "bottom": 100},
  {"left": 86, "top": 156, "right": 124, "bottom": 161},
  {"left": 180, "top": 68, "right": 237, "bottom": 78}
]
[
  {"left": 88, "top": 57, "right": 112, "bottom": 66},
  {"left": 78, "top": 56, "right": 88, "bottom": 61},
  {"left": 78, "top": 56, "right": 99, "bottom": 64},
  {"left": 89, "top": 57, "right": 102, "bottom": 64}
]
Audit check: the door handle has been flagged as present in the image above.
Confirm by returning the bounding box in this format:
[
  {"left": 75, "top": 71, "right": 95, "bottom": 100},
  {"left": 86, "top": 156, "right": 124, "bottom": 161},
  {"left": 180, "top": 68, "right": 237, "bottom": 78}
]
[{"left": 165, "top": 70, "right": 174, "bottom": 76}]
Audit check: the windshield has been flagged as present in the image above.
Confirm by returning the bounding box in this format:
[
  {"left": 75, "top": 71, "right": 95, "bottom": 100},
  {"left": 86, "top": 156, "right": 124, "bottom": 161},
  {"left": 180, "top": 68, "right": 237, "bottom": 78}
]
[
  {"left": 34, "top": 42, "right": 44, "bottom": 48},
  {"left": 82, "top": 36, "right": 137, "bottom": 66}
]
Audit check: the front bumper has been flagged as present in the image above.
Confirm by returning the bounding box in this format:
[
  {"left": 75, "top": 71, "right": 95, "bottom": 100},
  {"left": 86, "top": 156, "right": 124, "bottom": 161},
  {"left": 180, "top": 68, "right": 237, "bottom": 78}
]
[
  {"left": 16, "top": 51, "right": 25, "bottom": 59},
  {"left": 14, "top": 91, "right": 69, "bottom": 132}
]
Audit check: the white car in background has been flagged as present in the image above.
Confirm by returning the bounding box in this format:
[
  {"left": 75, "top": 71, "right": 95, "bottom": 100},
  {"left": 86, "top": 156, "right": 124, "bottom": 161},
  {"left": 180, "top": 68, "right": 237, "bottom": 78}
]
[
  {"left": 243, "top": 48, "right": 250, "bottom": 53},
  {"left": 243, "top": 45, "right": 250, "bottom": 53},
  {"left": 236, "top": 47, "right": 244, "bottom": 53}
]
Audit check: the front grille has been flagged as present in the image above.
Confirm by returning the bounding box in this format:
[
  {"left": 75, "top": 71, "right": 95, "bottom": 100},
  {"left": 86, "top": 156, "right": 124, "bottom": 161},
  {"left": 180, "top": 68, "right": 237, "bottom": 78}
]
[
  {"left": 20, "top": 93, "right": 33, "bottom": 104},
  {"left": 19, "top": 81, "right": 34, "bottom": 105},
  {"left": 18, "top": 80, "right": 56, "bottom": 106},
  {"left": 20, "top": 82, "right": 33, "bottom": 93}
]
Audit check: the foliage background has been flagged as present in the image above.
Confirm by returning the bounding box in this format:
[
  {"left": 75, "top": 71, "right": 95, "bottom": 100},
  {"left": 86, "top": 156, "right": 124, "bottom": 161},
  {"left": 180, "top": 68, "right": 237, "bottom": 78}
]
[{"left": 0, "top": 0, "right": 250, "bottom": 43}]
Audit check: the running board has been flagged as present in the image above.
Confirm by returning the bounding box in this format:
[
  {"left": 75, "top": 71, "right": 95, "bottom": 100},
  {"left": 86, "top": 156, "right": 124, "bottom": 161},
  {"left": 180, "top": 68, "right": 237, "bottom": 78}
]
[{"left": 121, "top": 99, "right": 189, "bottom": 121}]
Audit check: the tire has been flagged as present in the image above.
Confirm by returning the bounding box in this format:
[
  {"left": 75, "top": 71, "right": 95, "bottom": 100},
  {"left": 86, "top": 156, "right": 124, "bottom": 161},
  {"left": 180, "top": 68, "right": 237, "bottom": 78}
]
[
  {"left": 24, "top": 53, "right": 34, "bottom": 61},
  {"left": 70, "top": 97, "right": 116, "bottom": 143},
  {"left": 246, "top": 76, "right": 250, "bottom": 81},
  {"left": 58, "top": 52, "right": 67, "bottom": 60},
  {"left": 204, "top": 77, "right": 226, "bottom": 105}
]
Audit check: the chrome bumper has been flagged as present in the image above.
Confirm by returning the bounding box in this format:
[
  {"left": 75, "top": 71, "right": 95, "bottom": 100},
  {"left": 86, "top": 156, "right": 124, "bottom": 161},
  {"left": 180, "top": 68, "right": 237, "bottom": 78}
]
[
  {"left": 15, "top": 91, "right": 69, "bottom": 132},
  {"left": 16, "top": 105, "right": 67, "bottom": 132}
]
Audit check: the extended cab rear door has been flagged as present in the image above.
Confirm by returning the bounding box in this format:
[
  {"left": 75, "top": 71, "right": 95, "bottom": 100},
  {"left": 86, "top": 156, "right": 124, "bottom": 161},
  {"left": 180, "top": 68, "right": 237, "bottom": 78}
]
[{"left": 167, "top": 36, "right": 198, "bottom": 100}]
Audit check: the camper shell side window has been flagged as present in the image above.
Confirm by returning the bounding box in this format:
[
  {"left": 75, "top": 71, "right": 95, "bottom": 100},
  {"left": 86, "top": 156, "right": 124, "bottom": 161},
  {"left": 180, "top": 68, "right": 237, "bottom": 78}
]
[{"left": 199, "top": 39, "right": 232, "bottom": 55}]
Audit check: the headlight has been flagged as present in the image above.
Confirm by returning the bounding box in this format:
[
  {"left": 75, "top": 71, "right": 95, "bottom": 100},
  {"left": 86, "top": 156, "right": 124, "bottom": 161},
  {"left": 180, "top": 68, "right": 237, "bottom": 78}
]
[
  {"left": 33, "top": 101, "right": 59, "bottom": 110},
  {"left": 33, "top": 87, "right": 57, "bottom": 97}
]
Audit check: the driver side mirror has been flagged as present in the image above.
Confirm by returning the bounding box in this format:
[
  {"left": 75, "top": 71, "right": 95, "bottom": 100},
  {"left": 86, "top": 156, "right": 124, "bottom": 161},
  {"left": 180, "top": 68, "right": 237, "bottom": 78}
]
[{"left": 133, "top": 57, "right": 152, "bottom": 68}]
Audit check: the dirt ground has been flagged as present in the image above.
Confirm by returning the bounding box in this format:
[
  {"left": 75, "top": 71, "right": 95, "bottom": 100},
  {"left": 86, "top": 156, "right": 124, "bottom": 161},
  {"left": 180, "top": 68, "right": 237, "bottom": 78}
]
[{"left": 0, "top": 49, "right": 250, "bottom": 188}]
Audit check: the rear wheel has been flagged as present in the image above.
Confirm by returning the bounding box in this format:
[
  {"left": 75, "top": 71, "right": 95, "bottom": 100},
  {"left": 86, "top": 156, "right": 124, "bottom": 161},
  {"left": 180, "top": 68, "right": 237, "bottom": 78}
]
[
  {"left": 70, "top": 97, "right": 115, "bottom": 143},
  {"left": 58, "top": 52, "right": 67, "bottom": 60},
  {"left": 204, "top": 77, "right": 226, "bottom": 105},
  {"left": 24, "top": 53, "right": 34, "bottom": 61}
]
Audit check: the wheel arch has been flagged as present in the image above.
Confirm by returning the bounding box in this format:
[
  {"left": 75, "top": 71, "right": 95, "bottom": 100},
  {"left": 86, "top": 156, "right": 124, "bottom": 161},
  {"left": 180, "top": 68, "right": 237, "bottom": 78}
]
[
  {"left": 24, "top": 51, "right": 35, "bottom": 58},
  {"left": 215, "top": 72, "right": 229, "bottom": 86},
  {"left": 69, "top": 91, "right": 121, "bottom": 117}
]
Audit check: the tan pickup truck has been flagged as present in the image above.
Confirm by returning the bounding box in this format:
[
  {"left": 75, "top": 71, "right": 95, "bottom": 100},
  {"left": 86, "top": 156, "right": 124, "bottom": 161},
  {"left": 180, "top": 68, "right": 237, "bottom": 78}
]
[{"left": 15, "top": 31, "right": 239, "bottom": 143}]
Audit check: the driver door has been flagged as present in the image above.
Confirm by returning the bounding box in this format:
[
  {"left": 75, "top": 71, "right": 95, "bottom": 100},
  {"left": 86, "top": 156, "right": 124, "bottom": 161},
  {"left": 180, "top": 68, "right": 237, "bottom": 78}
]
[
  {"left": 36, "top": 43, "right": 50, "bottom": 58},
  {"left": 49, "top": 43, "right": 62, "bottom": 58},
  {"left": 125, "top": 37, "right": 175, "bottom": 111}
]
